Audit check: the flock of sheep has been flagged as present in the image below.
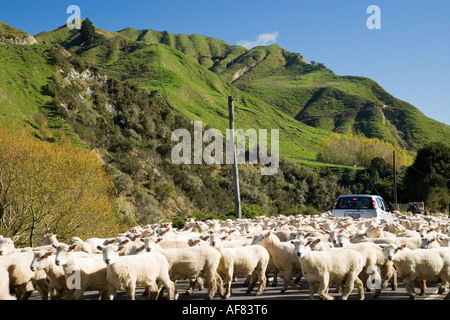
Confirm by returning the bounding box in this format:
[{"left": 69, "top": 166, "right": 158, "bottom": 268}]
[{"left": 1, "top": 210, "right": 450, "bottom": 300}]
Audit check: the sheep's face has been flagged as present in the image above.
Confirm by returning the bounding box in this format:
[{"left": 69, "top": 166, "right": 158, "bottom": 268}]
[
  {"left": 420, "top": 236, "right": 437, "bottom": 249},
  {"left": 98, "top": 244, "right": 123, "bottom": 265},
  {"left": 336, "top": 234, "right": 348, "bottom": 247},
  {"left": 0, "top": 237, "right": 16, "bottom": 256},
  {"left": 30, "top": 251, "right": 53, "bottom": 272},
  {"left": 291, "top": 240, "right": 309, "bottom": 258},
  {"left": 39, "top": 233, "right": 58, "bottom": 246},
  {"left": 328, "top": 230, "right": 340, "bottom": 246},
  {"left": 251, "top": 231, "right": 272, "bottom": 245},
  {"left": 209, "top": 235, "right": 221, "bottom": 248},
  {"left": 142, "top": 238, "right": 158, "bottom": 252},
  {"left": 380, "top": 244, "right": 404, "bottom": 261},
  {"left": 54, "top": 244, "right": 77, "bottom": 266}
]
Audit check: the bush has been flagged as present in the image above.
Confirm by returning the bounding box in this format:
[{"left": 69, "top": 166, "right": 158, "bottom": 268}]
[{"left": 226, "top": 203, "right": 269, "bottom": 219}]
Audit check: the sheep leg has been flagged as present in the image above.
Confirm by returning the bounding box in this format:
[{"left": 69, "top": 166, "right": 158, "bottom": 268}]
[
  {"left": 204, "top": 272, "right": 218, "bottom": 300},
  {"left": 268, "top": 269, "right": 278, "bottom": 287},
  {"left": 318, "top": 273, "right": 334, "bottom": 300},
  {"left": 147, "top": 282, "right": 159, "bottom": 300},
  {"left": 256, "top": 273, "right": 267, "bottom": 296},
  {"left": 246, "top": 272, "right": 258, "bottom": 294},
  {"left": 107, "top": 284, "right": 116, "bottom": 300},
  {"left": 72, "top": 288, "right": 85, "bottom": 300},
  {"left": 158, "top": 275, "right": 176, "bottom": 300},
  {"left": 125, "top": 283, "right": 136, "bottom": 300},
  {"left": 281, "top": 266, "right": 300, "bottom": 293},
  {"left": 418, "top": 280, "right": 427, "bottom": 296},
  {"left": 350, "top": 277, "right": 364, "bottom": 300},
  {"left": 16, "top": 282, "right": 34, "bottom": 300},
  {"left": 438, "top": 278, "right": 448, "bottom": 295},
  {"left": 243, "top": 275, "right": 251, "bottom": 286},
  {"left": 224, "top": 268, "right": 233, "bottom": 299},
  {"left": 185, "top": 279, "right": 195, "bottom": 295},
  {"left": 33, "top": 279, "right": 49, "bottom": 300},
  {"left": 196, "top": 276, "right": 205, "bottom": 290},
  {"left": 403, "top": 276, "right": 417, "bottom": 299},
  {"left": 309, "top": 282, "right": 318, "bottom": 300}
]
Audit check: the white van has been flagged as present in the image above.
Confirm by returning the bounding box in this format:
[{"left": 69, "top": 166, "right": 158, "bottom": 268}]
[{"left": 332, "top": 194, "right": 393, "bottom": 222}]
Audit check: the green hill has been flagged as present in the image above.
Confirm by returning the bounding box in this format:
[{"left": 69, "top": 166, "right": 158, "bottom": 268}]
[{"left": 35, "top": 22, "right": 450, "bottom": 153}]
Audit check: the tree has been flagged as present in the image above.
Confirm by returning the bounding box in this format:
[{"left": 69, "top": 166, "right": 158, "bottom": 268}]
[
  {"left": 80, "top": 18, "right": 96, "bottom": 43},
  {"left": 402, "top": 142, "right": 450, "bottom": 209},
  {"left": 0, "top": 126, "right": 124, "bottom": 246}
]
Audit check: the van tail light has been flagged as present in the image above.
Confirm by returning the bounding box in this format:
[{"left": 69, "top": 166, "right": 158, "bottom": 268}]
[
  {"left": 372, "top": 200, "right": 377, "bottom": 209},
  {"left": 334, "top": 201, "right": 338, "bottom": 208}
]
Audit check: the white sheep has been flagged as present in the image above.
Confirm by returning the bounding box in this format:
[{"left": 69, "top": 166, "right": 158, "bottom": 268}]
[
  {"left": 420, "top": 234, "right": 441, "bottom": 249},
  {"left": 365, "top": 223, "right": 396, "bottom": 238},
  {"left": 359, "top": 236, "right": 421, "bottom": 250},
  {"left": 251, "top": 231, "right": 302, "bottom": 293},
  {"left": 85, "top": 237, "right": 113, "bottom": 254},
  {"left": 67, "top": 237, "right": 93, "bottom": 254},
  {"left": 30, "top": 250, "right": 67, "bottom": 299},
  {"left": 54, "top": 243, "right": 108, "bottom": 300},
  {"left": 38, "top": 233, "right": 59, "bottom": 246},
  {"left": 337, "top": 232, "right": 398, "bottom": 294},
  {"left": 381, "top": 244, "right": 450, "bottom": 299},
  {"left": 0, "top": 251, "right": 48, "bottom": 300},
  {"left": 0, "top": 235, "right": 20, "bottom": 256},
  {"left": 143, "top": 238, "right": 221, "bottom": 300},
  {"left": 0, "top": 266, "right": 15, "bottom": 300},
  {"left": 209, "top": 234, "right": 269, "bottom": 299},
  {"left": 292, "top": 239, "right": 365, "bottom": 300},
  {"left": 97, "top": 243, "right": 176, "bottom": 300}
]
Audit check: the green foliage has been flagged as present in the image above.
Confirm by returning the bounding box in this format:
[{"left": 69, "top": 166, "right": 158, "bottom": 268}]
[
  {"left": 282, "top": 205, "right": 319, "bottom": 216},
  {"left": 226, "top": 203, "right": 269, "bottom": 219},
  {"left": 402, "top": 142, "right": 450, "bottom": 209},
  {"left": 80, "top": 18, "right": 97, "bottom": 43},
  {"left": 317, "top": 133, "right": 413, "bottom": 168}
]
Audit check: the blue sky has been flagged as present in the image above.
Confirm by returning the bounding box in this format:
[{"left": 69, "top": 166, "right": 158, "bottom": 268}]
[{"left": 1, "top": 0, "right": 449, "bottom": 125}]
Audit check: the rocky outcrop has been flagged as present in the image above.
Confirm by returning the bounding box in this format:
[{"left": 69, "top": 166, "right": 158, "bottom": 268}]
[{"left": 0, "top": 21, "right": 38, "bottom": 45}]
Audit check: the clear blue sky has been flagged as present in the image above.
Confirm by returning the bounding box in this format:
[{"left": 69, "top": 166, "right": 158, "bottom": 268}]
[{"left": 1, "top": 0, "right": 449, "bottom": 125}]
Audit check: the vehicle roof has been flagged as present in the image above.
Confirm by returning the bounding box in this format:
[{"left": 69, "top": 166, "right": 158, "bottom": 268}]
[{"left": 336, "top": 194, "right": 381, "bottom": 198}]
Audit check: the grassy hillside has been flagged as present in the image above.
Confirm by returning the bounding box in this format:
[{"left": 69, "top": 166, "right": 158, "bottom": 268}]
[
  {"left": 35, "top": 22, "right": 334, "bottom": 162},
  {"left": 223, "top": 45, "right": 450, "bottom": 150}
]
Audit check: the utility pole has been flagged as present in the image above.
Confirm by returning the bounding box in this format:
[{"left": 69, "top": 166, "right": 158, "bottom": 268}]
[
  {"left": 228, "top": 96, "right": 241, "bottom": 219},
  {"left": 393, "top": 149, "right": 397, "bottom": 207}
]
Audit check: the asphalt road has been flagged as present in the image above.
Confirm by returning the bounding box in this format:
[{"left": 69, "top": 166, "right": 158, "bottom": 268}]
[{"left": 28, "top": 276, "right": 448, "bottom": 301}]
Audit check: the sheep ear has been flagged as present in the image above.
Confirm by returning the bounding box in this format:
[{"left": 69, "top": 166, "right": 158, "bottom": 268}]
[
  {"left": 121, "top": 239, "right": 130, "bottom": 244},
  {"left": 306, "top": 240, "right": 313, "bottom": 246},
  {"left": 290, "top": 241, "right": 295, "bottom": 245},
  {"left": 46, "top": 251, "right": 53, "bottom": 256},
  {"left": 140, "top": 238, "right": 145, "bottom": 242},
  {"left": 96, "top": 246, "right": 103, "bottom": 251},
  {"left": 156, "top": 238, "right": 163, "bottom": 243},
  {"left": 137, "top": 245, "right": 145, "bottom": 252},
  {"left": 68, "top": 244, "right": 78, "bottom": 251},
  {"left": 117, "top": 245, "right": 125, "bottom": 251},
  {"left": 267, "top": 231, "right": 272, "bottom": 236}
]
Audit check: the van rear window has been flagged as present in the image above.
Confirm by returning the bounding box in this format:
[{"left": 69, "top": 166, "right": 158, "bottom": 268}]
[{"left": 335, "top": 197, "right": 373, "bottom": 209}]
